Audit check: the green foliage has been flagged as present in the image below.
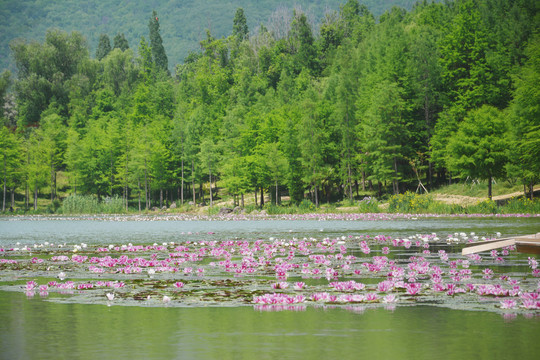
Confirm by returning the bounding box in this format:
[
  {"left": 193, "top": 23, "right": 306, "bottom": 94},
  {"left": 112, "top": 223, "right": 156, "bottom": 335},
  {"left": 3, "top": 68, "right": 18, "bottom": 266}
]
[
  {"left": 61, "top": 194, "right": 100, "bottom": 214},
  {"left": 501, "top": 197, "right": 540, "bottom": 214},
  {"left": 0, "top": 1, "right": 422, "bottom": 73},
  {"left": 445, "top": 105, "right": 508, "bottom": 198},
  {"left": 96, "top": 34, "right": 111, "bottom": 60},
  {"left": 388, "top": 191, "right": 433, "bottom": 213},
  {"left": 232, "top": 8, "right": 249, "bottom": 41},
  {"left": 298, "top": 199, "right": 316, "bottom": 212},
  {"left": 1, "top": 1, "right": 538, "bottom": 215},
  {"left": 466, "top": 199, "right": 498, "bottom": 214},
  {"left": 357, "top": 196, "right": 379, "bottom": 213},
  {"left": 506, "top": 33, "right": 540, "bottom": 188},
  {"left": 61, "top": 194, "right": 125, "bottom": 214},
  {"left": 113, "top": 33, "right": 129, "bottom": 51},
  {"left": 148, "top": 10, "right": 168, "bottom": 74}
]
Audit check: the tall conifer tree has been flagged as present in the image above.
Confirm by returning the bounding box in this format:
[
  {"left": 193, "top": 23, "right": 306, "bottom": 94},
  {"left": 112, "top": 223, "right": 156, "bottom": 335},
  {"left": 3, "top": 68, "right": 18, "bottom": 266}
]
[
  {"left": 96, "top": 34, "right": 111, "bottom": 60},
  {"left": 113, "top": 33, "right": 129, "bottom": 51},
  {"left": 148, "top": 10, "right": 169, "bottom": 74}
]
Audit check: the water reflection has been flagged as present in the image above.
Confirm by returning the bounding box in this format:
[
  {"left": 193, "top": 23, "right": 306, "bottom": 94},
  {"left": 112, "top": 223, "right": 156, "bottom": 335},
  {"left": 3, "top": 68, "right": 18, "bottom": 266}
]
[{"left": 0, "top": 291, "right": 538, "bottom": 360}]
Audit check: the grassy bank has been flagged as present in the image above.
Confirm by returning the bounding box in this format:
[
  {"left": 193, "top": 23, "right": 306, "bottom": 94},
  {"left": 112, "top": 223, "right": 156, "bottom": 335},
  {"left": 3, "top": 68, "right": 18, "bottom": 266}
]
[{"left": 1, "top": 180, "right": 539, "bottom": 216}]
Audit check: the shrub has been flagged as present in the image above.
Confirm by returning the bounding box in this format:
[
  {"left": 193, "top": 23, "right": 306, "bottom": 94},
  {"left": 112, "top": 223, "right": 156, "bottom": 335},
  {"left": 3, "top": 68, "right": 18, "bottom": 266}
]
[
  {"left": 466, "top": 200, "right": 498, "bottom": 214},
  {"left": 298, "top": 199, "right": 316, "bottom": 213},
  {"left": 388, "top": 191, "right": 433, "bottom": 213},
  {"left": 206, "top": 206, "right": 220, "bottom": 215},
  {"left": 100, "top": 195, "right": 125, "bottom": 214},
  {"left": 358, "top": 196, "right": 379, "bottom": 213},
  {"left": 501, "top": 197, "right": 540, "bottom": 214},
  {"left": 61, "top": 194, "right": 126, "bottom": 214}
]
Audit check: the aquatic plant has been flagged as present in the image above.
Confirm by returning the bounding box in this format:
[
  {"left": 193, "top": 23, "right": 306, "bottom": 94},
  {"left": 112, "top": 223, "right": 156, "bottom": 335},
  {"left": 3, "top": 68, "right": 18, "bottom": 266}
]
[{"left": 1, "top": 227, "right": 539, "bottom": 316}]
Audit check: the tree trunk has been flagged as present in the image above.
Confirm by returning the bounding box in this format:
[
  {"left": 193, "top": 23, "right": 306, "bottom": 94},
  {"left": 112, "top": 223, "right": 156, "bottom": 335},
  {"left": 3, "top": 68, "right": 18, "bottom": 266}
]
[
  {"left": 110, "top": 151, "right": 114, "bottom": 197},
  {"left": 50, "top": 154, "right": 54, "bottom": 202},
  {"left": 530, "top": 181, "right": 534, "bottom": 200},
  {"left": 488, "top": 175, "right": 493, "bottom": 200},
  {"left": 209, "top": 167, "right": 213, "bottom": 206},
  {"left": 314, "top": 184, "right": 319, "bottom": 207},
  {"left": 393, "top": 157, "right": 399, "bottom": 195},
  {"left": 428, "top": 161, "right": 433, "bottom": 190},
  {"left": 362, "top": 171, "right": 366, "bottom": 191},
  {"left": 275, "top": 180, "right": 279, "bottom": 205},
  {"left": 254, "top": 187, "right": 258, "bottom": 207},
  {"left": 160, "top": 188, "right": 163, "bottom": 208},
  {"left": 34, "top": 187, "right": 38, "bottom": 211},
  {"left": 199, "top": 181, "right": 204, "bottom": 204},
  {"left": 2, "top": 154, "right": 6, "bottom": 212},
  {"left": 144, "top": 158, "right": 148, "bottom": 210},
  {"left": 125, "top": 152, "right": 129, "bottom": 212},
  {"left": 347, "top": 162, "right": 353, "bottom": 201},
  {"left": 10, "top": 187, "right": 14, "bottom": 208},
  {"left": 138, "top": 178, "right": 141, "bottom": 212},
  {"left": 25, "top": 180, "right": 29, "bottom": 210},
  {"left": 241, "top": 193, "right": 244, "bottom": 208},
  {"left": 260, "top": 186, "right": 264, "bottom": 207},
  {"left": 181, "top": 159, "right": 184, "bottom": 205},
  {"left": 192, "top": 161, "right": 196, "bottom": 205}
]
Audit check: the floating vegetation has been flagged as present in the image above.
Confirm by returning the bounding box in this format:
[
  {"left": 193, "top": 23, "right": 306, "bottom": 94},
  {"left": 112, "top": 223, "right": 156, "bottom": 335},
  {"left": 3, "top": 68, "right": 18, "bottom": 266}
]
[{"left": 1, "top": 230, "right": 539, "bottom": 315}]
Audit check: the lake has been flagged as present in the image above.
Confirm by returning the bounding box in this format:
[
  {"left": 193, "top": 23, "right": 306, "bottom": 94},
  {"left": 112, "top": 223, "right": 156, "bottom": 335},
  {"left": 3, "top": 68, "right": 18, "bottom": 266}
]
[{"left": 0, "top": 215, "right": 539, "bottom": 359}]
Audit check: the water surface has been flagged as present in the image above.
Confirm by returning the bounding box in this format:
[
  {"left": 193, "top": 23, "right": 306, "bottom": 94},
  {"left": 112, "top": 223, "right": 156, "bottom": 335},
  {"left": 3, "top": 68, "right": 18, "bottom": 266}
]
[
  {"left": 0, "top": 215, "right": 539, "bottom": 360},
  {"left": 1, "top": 290, "right": 539, "bottom": 360}
]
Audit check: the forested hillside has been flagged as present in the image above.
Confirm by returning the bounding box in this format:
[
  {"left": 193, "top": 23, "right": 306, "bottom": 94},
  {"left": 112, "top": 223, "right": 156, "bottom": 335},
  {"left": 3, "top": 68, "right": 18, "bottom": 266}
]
[
  {"left": 0, "top": 0, "right": 419, "bottom": 73},
  {"left": 0, "top": 0, "right": 539, "bottom": 212}
]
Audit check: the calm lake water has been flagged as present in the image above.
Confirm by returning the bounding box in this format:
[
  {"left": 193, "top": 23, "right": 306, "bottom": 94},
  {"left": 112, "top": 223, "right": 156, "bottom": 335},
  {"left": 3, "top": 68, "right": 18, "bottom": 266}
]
[{"left": 1, "top": 215, "right": 539, "bottom": 359}]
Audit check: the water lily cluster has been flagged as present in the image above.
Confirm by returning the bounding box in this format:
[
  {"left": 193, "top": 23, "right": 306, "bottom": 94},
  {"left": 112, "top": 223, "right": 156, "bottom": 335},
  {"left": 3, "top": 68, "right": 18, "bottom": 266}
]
[{"left": 1, "top": 230, "right": 539, "bottom": 316}]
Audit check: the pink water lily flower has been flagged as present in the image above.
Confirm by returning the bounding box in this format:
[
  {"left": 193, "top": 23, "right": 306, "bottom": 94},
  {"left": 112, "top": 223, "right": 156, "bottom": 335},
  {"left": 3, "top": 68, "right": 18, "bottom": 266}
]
[{"left": 500, "top": 299, "right": 517, "bottom": 309}]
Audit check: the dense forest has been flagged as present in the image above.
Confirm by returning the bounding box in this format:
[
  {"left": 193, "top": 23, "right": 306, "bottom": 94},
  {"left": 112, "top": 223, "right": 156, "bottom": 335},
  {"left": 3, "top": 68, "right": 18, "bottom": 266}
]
[
  {"left": 0, "top": 0, "right": 539, "bottom": 212},
  {"left": 0, "top": 0, "right": 421, "bottom": 73}
]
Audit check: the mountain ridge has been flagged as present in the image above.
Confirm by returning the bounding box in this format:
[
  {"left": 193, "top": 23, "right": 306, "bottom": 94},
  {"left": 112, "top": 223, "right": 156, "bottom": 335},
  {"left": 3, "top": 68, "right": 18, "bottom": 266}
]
[{"left": 1, "top": 0, "right": 421, "bottom": 73}]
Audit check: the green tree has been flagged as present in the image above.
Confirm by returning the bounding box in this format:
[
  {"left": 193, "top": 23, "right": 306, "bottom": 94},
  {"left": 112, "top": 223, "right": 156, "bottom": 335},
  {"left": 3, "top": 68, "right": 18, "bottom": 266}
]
[
  {"left": 25, "top": 128, "right": 49, "bottom": 210},
  {"left": 198, "top": 138, "right": 219, "bottom": 206},
  {"left": 446, "top": 105, "right": 508, "bottom": 199},
  {"left": 40, "top": 107, "right": 67, "bottom": 201},
  {"left": 148, "top": 10, "right": 169, "bottom": 74},
  {"left": 288, "top": 11, "right": 318, "bottom": 75},
  {"left": 332, "top": 50, "right": 358, "bottom": 200},
  {"left": 432, "top": 0, "right": 494, "bottom": 171},
  {"left": 298, "top": 85, "right": 335, "bottom": 206},
  {"left": 96, "top": 34, "right": 111, "bottom": 60},
  {"left": 102, "top": 48, "right": 138, "bottom": 96},
  {"left": 360, "top": 80, "right": 409, "bottom": 195},
  {"left": 113, "top": 33, "right": 129, "bottom": 51},
  {"left": 0, "top": 70, "right": 11, "bottom": 114},
  {"left": 232, "top": 8, "right": 249, "bottom": 41},
  {"left": 0, "top": 126, "right": 22, "bottom": 211},
  {"left": 11, "top": 29, "right": 88, "bottom": 125},
  {"left": 507, "top": 34, "right": 540, "bottom": 198}
]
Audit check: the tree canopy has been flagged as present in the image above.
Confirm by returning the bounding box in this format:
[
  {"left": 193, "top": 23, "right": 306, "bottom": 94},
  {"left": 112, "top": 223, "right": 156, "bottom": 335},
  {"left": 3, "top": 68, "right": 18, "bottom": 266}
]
[{"left": 1, "top": 0, "right": 538, "bottom": 211}]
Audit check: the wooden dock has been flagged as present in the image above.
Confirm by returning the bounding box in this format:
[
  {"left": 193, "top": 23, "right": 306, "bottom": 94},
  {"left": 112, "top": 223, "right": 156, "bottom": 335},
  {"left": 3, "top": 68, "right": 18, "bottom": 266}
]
[{"left": 462, "top": 233, "right": 540, "bottom": 255}]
